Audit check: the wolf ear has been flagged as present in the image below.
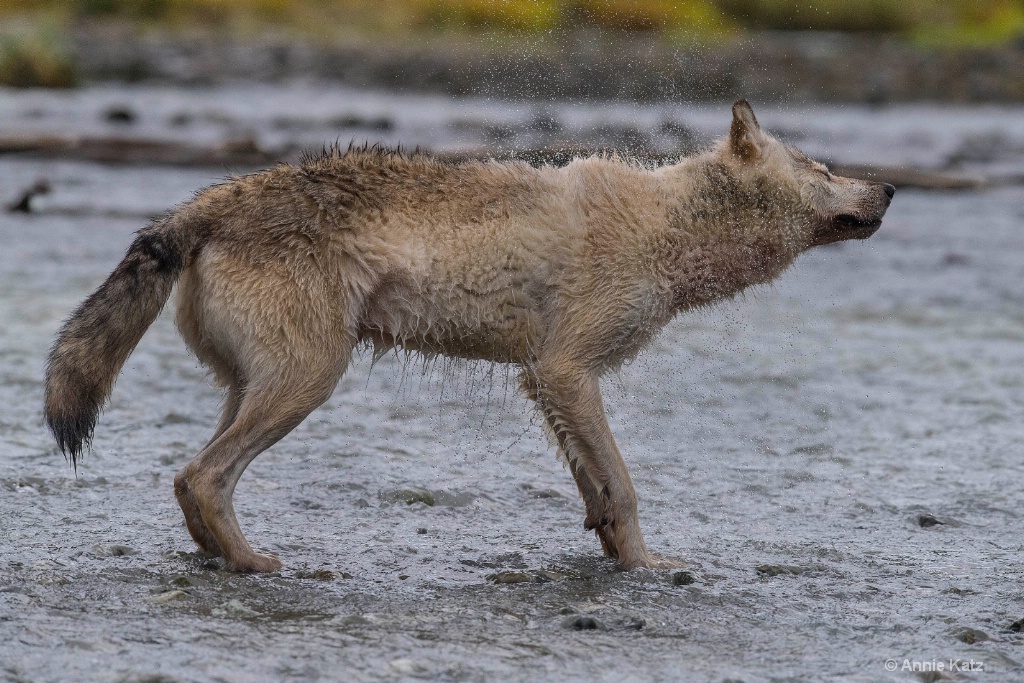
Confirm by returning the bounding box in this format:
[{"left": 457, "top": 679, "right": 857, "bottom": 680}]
[{"left": 729, "top": 99, "right": 767, "bottom": 162}]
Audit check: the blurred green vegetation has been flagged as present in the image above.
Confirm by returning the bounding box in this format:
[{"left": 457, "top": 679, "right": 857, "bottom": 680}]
[
  {"left": 0, "top": 0, "right": 1019, "bottom": 39},
  {"left": 0, "top": 22, "right": 76, "bottom": 87},
  {"left": 0, "top": 0, "right": 1022, "bottom": 86}
]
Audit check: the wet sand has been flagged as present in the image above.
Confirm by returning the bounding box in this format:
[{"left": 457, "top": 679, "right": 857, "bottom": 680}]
[{"left": 2, "top": 88, "right": 1024, "bottom": 681}]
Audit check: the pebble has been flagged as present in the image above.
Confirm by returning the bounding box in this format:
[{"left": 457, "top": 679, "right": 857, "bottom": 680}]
[
  {"left": 153, "top": 590, "right": 188, "bottom": 603},
  {"left": 672, "top": 570, "right": 696, "bottom": 586},
  {"left": 561, "top": 615, "right": 606, "bottom": 631},
  {"left": 388, "top": 658, "right": 426, "bottom": 674},
  {"left": 380, "top": 486, "right": 435, "bottom": 506},
  {"left": 954, "top": 627, "right": 989, "bottom": 644},
  {"left": 295, "top": 569, "right": 338, "bottom": 581},
  {"left": 621, "top": 616, "right": 646, "bottom": 630},
  {"left": 103, "top": 105, "right": 136, "bottom": 124},
  {"left": 224, "top": 599, "right": 258, "bottom": 617},
  {"left": 755, "top": 564, "right": 805, "bottom": 577}
]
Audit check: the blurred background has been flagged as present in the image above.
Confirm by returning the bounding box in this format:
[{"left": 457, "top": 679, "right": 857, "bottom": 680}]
[
  {"left": 1, "top": 0, "right": 1023, "bottom": 97},
  {"left": 2, "top": 0, "right": 1024, "bottom": 171}
]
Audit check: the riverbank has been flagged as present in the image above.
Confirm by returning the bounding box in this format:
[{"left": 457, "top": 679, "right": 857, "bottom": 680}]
[{"left": 2, "top": 20, "right": 1022, "bottom": 103}]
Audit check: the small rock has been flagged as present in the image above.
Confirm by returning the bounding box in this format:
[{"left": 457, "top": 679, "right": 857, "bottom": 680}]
[
  {"left": 621, "top": 616, "right": 646, "bottom": 630},
  {"left": 381, "top": 486, "right": 435, "bottom": 506},
  {"left": 170, "top": 575, "right": 195, "bottom": 588},
  {"left": 296, "top": 569, "right": 337, "bottom": 581},
  {"left": 388, "top": 658, "right": 425, "bottom": 674},
  {"left": 755, "top": 564, "right": 805, "bottom": 577},
  {"left": 954, "top": 627, "right": 989, "bottom": 644},
  {"left": 918, "top": 513, "right": 944, "bottom": 528},
  {"left": 153, "top": 590, "right": 188, "bottom": 603},
  {"left": 223, "top": 599, "right": 258, "bottom": 617},
  {"left": 672, "top": 570, "right": 696, "bottom": 586},
  {"left": 1008, "top": 617, "right": 1024, "bottom": 633},
  {"left": 103, "top": 105, "right": 136, "bottom": 124},
  {"left": 562, "top": 615, "right": 606, "bottom": 630}
]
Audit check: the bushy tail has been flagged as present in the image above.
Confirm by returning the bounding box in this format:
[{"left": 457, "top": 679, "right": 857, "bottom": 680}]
[{"left": 44, "top": 210, "right": 210, "bottom": 468}]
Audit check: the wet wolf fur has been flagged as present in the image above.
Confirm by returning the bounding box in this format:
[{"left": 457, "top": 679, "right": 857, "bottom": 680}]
[{"left": 45, "top": 101, "right": 893, "bottom": 572}]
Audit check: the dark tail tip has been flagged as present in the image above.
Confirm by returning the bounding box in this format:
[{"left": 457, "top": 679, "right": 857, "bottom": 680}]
[{"left": 46, "top": 409, "right": 97, "bottom": 473}]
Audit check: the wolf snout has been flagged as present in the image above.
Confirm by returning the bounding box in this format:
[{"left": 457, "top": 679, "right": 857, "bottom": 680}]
[{"left": 882, "top": 183, "right": 895, "bottom": 199}]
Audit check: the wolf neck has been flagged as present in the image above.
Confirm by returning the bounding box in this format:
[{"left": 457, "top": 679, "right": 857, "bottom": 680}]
[{"left": 658, "top": 155, "right": 809, "bottom": 312}]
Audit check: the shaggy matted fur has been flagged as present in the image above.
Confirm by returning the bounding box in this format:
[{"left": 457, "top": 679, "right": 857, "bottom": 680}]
[{"left": 45, "top": 101, "right": 893, "bottom": 572}]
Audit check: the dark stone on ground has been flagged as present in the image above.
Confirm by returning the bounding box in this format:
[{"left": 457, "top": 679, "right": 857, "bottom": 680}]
[
  {"left": 103, "top": 105, "right": 136, "bottom": 124},
  {"left": 562, "top": 615, "right": 607, "bottom": 630},
  {"left": 672, "top": 570, "right": 696, "bottom": 586},
  {"left": 953, "top": 627, "right": 989, "bottom": 644},
  {"left": 755, "top": 564, "right": 805, "bottom": 577}
]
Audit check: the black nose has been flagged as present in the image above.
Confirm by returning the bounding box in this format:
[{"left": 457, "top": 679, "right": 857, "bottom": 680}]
[{"left": 883, "top": 183, "right": 895, "bottom": 198}]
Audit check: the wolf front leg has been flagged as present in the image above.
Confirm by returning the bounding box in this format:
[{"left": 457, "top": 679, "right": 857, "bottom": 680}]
[{"left": 529, "top": 361, "right": 674, "bottom": 569}]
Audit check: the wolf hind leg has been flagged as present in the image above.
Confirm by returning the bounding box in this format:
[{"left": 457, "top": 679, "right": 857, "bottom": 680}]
[
  {"left": 174, "top": 379, "right": 244, "bottom": 557},
  {"left": 177, "top": 358, "right": 346, "bottom": 572}
]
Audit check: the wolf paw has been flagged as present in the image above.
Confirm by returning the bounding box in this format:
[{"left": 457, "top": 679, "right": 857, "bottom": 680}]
[
  {"left": 225, "top": 552, "right": 283, "bottom": 573},
  {"left": 618, "top": 553, "right": 684, "bottom": 571}
]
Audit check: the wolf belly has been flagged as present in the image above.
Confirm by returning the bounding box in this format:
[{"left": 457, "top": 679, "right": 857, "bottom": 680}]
[{"left": 358, "top": 267, "right": 546, "bottom": 363}]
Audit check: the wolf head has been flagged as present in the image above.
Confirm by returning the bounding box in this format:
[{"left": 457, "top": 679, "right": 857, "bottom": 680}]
[{"left": 721, "top": 99, "right": 894, "bottom": 249}]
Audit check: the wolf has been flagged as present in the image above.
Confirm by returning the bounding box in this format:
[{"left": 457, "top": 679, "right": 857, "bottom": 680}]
[{"left": 45, "top": 101, "right": 893, "bottom": 572}]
